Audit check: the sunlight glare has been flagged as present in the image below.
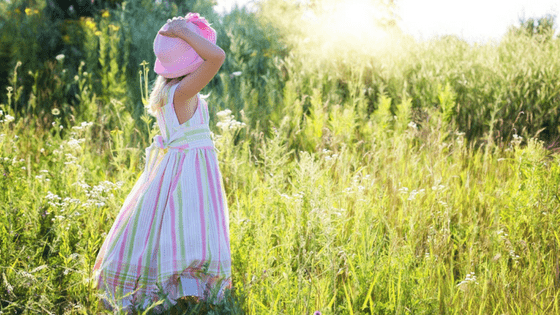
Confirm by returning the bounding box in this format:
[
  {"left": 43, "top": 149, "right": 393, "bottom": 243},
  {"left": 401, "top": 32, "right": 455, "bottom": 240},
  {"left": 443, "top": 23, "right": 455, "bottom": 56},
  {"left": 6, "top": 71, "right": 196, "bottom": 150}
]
[{"left": 296, "top": 0, "right": 397, "bottom": 65}]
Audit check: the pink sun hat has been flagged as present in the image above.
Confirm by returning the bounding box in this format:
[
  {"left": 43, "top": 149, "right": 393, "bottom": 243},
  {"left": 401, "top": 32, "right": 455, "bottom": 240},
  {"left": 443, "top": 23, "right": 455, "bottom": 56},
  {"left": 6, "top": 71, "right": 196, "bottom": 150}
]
[{"left": 153, "top": 13, "right": 217, "bottom": 78}]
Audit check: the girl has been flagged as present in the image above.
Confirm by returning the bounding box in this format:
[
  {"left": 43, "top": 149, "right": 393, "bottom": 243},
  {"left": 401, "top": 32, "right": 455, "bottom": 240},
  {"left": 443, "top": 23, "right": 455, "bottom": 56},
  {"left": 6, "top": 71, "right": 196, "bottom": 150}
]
[{"left": 91, "top": 13, "right": 232, "bottom": 314}]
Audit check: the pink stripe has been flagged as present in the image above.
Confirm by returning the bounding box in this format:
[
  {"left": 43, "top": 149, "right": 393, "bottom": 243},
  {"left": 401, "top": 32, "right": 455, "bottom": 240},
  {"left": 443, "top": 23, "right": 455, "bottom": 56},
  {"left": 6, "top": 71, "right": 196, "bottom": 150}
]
[
  {"left": 195, "top": 152, "right": 207, "bottom": 262},
  {"left": 214, "top": 153, "right": 231, "bottom": 258},
  {"left": 113, "top": 223, "right": 130, "bottom": 287},
  {"left": 135, "top": 158, "right": 169, "bottom": 276},
  {"left": 204, "top": 150, "right": 223, "bottom": 271},
  {"left": 169, "top": 153, "right": 187, "bottom": 272},
  {"left": 104, "top": 150, "right": 164, "bottom": 250},
  {"left": 101, "top": 168, "right": 156, "bottom": 268}
]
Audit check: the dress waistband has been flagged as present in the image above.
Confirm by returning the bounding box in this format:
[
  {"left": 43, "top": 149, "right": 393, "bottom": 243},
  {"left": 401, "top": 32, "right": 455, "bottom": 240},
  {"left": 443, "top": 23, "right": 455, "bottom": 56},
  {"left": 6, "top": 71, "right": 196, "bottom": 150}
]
[{"left": 143, "top": 132, "right": 220, "bottom": 176}]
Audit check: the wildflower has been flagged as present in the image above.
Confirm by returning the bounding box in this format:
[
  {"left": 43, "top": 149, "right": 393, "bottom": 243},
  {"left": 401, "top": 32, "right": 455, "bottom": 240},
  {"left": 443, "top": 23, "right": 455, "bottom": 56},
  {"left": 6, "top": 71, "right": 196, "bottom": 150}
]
[
  {"left": 52, "top": 108, "right": 60, "bottom": 116},
  {"left": 408, "top": 189, "right": 425, "bottom": 201},
  {"left": 4, "top": 115, "right": 15, "bottom": 123},
  {"left": 456, "top": 272, "right": 478, "bottom": 286},
  {"left": 74, "top": 75, "right": 79, "bottom": 81},
  {"left": 102, "top": 10, "right": 110, "bottom": 18},
  {"left": 108, "top": 24, "right": 120, "bottom": 32},
  {"left": 230, "top": 71, "right": 242, "bottom": 79},
  {"left": 431, "top": 184, "right": 445, "bottom": 191},
  {"left": 83, "top": 18, "right": 97, "bottom": 31},
  {"left": 95, "top": 31, "right": 102, "bottom": 36},
  {"left": 45, "top": 191, "right": 62, "bottom": 201},
  {"left": 216, "top": 109, "right": 232, "bottom": 119},
  {"left": 512, "top": 134, "right": 523, "bottom": 146},
  {"left": 55, "top": 54, "right": 65, "bottom": 61},
  {"left": 25, "top": 8, "right": 32, "bottom": 15},
  {"left": 314, "top": 312, "right": 322, "bottom": 315}
]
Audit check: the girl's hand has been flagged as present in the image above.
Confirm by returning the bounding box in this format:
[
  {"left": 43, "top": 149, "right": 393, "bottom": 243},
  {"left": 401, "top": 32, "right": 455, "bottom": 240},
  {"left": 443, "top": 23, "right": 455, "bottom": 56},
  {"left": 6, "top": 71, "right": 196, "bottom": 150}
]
[{"left": 158, "top": 16, "right": 188, "bottom": 38}]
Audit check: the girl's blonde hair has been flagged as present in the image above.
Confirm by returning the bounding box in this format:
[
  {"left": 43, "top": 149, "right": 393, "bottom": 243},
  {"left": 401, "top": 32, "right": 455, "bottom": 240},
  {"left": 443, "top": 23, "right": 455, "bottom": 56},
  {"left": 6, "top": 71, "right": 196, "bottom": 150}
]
[{"left": 145, "top": 74, "right": 187, "bottom": 117}]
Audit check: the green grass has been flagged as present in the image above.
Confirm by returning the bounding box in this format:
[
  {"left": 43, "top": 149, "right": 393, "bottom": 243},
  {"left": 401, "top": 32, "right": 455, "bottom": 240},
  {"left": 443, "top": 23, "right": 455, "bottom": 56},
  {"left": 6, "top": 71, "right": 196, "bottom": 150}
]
[
  {"left": 1, "top": 2, "right": 560, "bottom": 314},
  {"left": 1, "top": 55, "right": 559, "bottom": 313}
]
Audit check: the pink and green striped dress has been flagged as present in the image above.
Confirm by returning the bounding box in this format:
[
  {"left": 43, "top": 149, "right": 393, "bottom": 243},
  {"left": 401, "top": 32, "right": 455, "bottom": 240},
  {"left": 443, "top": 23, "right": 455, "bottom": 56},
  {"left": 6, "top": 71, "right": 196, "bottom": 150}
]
[{"left": 92, "top": 83, "right": 232, "bottom": 313}]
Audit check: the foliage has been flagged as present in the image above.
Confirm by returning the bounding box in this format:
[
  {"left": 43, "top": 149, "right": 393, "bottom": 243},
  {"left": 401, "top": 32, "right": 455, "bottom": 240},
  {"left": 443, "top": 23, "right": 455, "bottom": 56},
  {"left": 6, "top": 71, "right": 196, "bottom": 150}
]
[{"left": 1, "top": 2, "right": 560, "bottom": 314}]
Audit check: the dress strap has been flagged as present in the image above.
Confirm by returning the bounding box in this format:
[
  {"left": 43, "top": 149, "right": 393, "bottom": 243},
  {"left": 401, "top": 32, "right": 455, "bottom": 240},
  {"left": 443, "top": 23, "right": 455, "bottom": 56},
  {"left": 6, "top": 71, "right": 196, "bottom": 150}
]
[{"left": 167, "top": 83, "right": 180, "bottom": 105}]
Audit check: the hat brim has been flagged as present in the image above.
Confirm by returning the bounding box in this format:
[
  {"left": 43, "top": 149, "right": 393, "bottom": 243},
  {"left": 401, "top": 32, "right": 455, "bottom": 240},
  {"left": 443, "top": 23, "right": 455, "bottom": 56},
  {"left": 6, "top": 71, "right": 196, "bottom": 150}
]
[
  {"left": 153, "top": 17, "right": 217, "bottom": 78},
  {"left": 154, "top": 53, "right": 204, "bottom": 78}
]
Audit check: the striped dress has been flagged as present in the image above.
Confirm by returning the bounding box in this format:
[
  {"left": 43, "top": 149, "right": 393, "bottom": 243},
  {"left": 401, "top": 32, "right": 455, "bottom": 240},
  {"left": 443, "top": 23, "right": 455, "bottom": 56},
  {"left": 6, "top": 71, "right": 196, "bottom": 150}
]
[{"left": 92, "top": 83, "right": 232, "bottom": 313}]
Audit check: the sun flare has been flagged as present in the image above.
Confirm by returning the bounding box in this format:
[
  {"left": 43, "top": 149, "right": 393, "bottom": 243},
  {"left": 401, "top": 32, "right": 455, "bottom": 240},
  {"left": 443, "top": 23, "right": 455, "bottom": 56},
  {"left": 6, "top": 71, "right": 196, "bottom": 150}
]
[{"left": 289, "top": 0, "right": 400, "bottom": 65}]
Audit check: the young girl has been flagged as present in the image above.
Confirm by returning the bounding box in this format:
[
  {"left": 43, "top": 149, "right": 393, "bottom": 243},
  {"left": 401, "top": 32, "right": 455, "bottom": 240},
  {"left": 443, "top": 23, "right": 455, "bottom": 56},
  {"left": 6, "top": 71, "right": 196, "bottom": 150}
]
[{"left": 91, "top": 13, "right": 232, "bottom": 314}]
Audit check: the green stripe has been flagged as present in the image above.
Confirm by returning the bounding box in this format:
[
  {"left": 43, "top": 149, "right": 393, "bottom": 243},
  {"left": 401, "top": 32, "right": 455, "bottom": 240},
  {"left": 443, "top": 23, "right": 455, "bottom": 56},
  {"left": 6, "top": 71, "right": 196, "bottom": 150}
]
[
  {"left": 176, "top": 169, "right": 186, "bottom": 272},
  {"left": 118, "top": 189, "right": 151, "bottom": 293},
  {"left": 105, "top": 189, "right": 149, "bottom": 265},
  {"left": 199, "top": 150, "right": 211, "bottom": 261},
  {"left": 144, "top": 154, "right": 180, "bottom": 283}
]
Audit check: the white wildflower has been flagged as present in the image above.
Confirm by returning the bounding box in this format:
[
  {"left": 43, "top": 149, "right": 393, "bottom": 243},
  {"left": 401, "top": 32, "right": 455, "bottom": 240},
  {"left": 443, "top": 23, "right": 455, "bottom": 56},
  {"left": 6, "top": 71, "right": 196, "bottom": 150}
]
[
  {"left": 45, "top": 191, "right": 62, "bottom": 201},
  {"left": 4, "top": 115, "right": 14, "bottom": 123},
  {"left": 512, "top": 134, "right": 523, "bottom": 146},
  {"left": 457, "top": 272, "right": 478, "bottom": 286},
  {"left": 408, "top": 189, "right": 425, "bottom": 201},
  {"left": 55, "top": 54, "right": 65, "bottom": 61},
  {"left": 431, "top": 184, "right": 445, "bottom": 191},
  {"left": 398, "top": 187, "right": 409, "bottom": 193}
]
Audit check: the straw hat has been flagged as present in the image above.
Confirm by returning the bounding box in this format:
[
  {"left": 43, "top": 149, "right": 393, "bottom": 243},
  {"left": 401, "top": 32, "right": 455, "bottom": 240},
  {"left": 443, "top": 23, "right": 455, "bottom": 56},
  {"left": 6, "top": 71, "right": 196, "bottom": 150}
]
[{"left": 153, "top": 13, "right": 217, "bottom": 78}]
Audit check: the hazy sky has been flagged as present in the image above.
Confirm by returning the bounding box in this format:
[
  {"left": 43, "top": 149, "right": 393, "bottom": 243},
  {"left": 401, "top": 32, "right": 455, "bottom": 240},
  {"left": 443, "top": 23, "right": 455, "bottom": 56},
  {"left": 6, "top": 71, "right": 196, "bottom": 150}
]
[{"left": 214, "top": 0, "right": 559, "bottom": 43}]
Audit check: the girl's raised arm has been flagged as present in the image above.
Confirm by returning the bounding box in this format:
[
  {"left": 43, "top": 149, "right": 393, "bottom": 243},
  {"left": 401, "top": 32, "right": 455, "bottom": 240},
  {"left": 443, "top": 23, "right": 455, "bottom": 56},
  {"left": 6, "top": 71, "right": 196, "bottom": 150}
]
[{"left": 158, "top": 16, "right": 226, "bottom": 102}]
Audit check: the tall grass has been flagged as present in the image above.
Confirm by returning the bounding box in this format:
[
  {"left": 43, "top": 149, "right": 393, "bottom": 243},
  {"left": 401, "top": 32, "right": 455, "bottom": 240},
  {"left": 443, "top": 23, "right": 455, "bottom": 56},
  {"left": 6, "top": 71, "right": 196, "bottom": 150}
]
[{"left": 1, "top": 1, "right": 560, "bottom": 314}]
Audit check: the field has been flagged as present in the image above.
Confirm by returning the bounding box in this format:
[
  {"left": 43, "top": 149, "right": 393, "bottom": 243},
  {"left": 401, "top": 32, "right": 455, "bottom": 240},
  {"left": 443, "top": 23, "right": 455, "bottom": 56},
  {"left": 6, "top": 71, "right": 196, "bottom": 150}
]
[{"left": 1, "top": 0, "right": 560, "bottom": 314}]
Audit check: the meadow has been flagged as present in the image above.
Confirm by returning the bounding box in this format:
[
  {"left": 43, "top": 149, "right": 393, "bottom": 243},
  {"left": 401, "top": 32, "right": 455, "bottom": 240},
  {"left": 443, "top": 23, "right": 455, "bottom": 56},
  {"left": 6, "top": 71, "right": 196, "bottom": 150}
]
[{"left": 1, "top": 0, "right": 560, "bottom": 314}]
